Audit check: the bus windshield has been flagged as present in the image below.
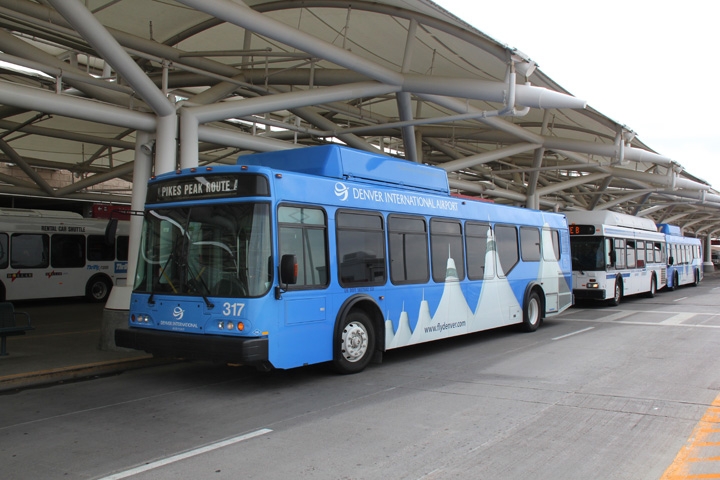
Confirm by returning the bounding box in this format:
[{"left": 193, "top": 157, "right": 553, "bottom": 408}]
[
  {"left": 570, "top": 236, "right": 606, "bottom": 271},
  {"left": 134, "top": 203, "right": 272, "bottom": 298}
]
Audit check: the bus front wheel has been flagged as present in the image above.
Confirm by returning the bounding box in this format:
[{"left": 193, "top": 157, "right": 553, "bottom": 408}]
[
  {"left": 608, "top": 277, "right": 622, "bottom": 306},
  {"left": 86, "top": 275, "right": 112, "bottom": 303},
  {"left": 333, "top": 310, "right": 375, "bottom": 374},
  {"left": 520, "top": 290, "right": 543, "bottom": 332}
]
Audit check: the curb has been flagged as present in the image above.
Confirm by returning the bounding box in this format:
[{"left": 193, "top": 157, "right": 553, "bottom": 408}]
[{"left": 0, "top": 356, "right": 172, "bottom": 392}]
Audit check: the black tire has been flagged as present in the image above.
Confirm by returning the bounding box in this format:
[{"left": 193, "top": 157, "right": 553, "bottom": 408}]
[
  {"left": 669, "top": 271, "right": 679, "bottom": 291},
  {"left": 645, "top": 274, "right": 657, "bottom": 298},
  {"left": 607, "top": 277, "right": 622, "bottom": 306},
  {"left": 693, "top": 270, "right": 700, "bottom": 287},
  {"left": 520, "top": 290, "right": 543, "bottom": 332},
  {"left": 333, "top": 310, "right": 375, "bottom": 374},
  {"left": 86, "top": 275, "right": 112, "bottom": 303}
]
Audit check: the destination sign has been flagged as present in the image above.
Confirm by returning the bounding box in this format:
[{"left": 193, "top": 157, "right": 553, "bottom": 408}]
[
  {"left": 147, "top": 174, "right": 269, "bottom": 203},
  {"left": 569, "top": 224, "right": 596, "bottom": 235}
]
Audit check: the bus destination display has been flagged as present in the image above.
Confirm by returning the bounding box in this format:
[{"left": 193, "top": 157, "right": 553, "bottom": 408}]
[
  {"left": 148, "top": 174, "right": 269, "bottom": 203},
  {"left": 569, "top": 224, "right": 596, "bottom": 235}
]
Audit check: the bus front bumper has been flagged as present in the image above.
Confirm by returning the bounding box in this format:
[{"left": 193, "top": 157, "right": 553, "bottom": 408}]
[
  {"left": 573, "top": 289, "right": 607, "bottom": 300},
  {"left": 115, "top": 328, "right": 269, "bottom": 367}
]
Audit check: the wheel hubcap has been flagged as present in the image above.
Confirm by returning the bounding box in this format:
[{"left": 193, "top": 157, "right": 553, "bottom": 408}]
[
  {"left": 341, "top": 322, "right": 368, "bottom": 363},
  {"left": 93, "top": 283, "right": 107, "bottom": 299},
  {"left": 528, "top": 299, "right": 539, "bottom": 325}
]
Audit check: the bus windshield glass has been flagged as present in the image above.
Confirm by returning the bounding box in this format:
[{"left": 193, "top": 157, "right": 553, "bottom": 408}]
[
  {"left": 134, "top": 203, "right": 271, "bottom": 298},
  {"left": 570, "top": 236, "right": 606, "bottom": 271}
]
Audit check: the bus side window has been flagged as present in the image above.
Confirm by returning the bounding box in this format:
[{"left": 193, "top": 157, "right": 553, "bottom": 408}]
[
  {"left": 278, "top": 205, "right": 328, "bottom": 289},
  {"left": 520, "top": 226, "right": 541, "bottom": 262},
  {"left": 430, "top": 218, "right": 464, "bottom": 282},
  {"left": 116, "top": 235, "right": 129, "bottom": 261},
  {"left": 466, "top": 222, "right": 490, "bottom": 279},
  {"left": 636, "top": 241, "right": 645, "bottom": 268},
  {"left": 388, "top": 215, "right": 428, "bottom": 285},
  {"left": 11, "top": 233, "right": 49, "bottom": 269},
  {"left": 88, "top": 234, "right": 114, "bottom": 261},
  {"left": 494, "top": 225, "right": 519, "bottom": 276},
  {"left": 337, "top": 210, "right": 386, "bottom": 287},
  {"left": 541, "top": 228, "right": 561, "bottom": 262},
  {"left": 654, "top": 242, "right": 663, "bottom": 263},
  {"left": 626, "top": 240, "right": 636, "bottom": 269},
  {"left": 51, "top": 234, "right": 85, "bottom": 268},
  {"left": 613, "top": 239, "right": 626, "bottom": 269}
]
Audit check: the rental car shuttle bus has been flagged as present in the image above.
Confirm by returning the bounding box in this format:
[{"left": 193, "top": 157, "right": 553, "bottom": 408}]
[
  {"left": 566, "top": 210, "right": 665, "bottom": 306},
  {"left": 657, "top": 223, "right": 702, "bottom": 289},
  {"left": 116, "top": 145, "right": 573, "bottom": 373},
  {"left": 0, "top": 208, "right": 129, "bottom": 302}
]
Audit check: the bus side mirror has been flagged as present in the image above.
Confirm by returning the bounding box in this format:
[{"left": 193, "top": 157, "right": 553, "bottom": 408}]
[
  {"left": 280, "top": 254, "right": 298, "bottom": 285},
  {"left": 105, "top": 218, "right": 118, "bottom": 246},
  {"left": 275, "top": 254, "right": 297, "bottom": 300}
]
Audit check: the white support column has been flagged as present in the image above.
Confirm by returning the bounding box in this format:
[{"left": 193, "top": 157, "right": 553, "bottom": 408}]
[
  {"left": 180, "top": 109, "right": 199, "bottom": 170},
  {"left": 704, "top": 235, "right": 715, "bottom": 273},
  {"left": 101, "top": 131, "right": 153, "bottom": 348},
  {"left": 156, "top": 114, "right": 178, "bottom": 173}
]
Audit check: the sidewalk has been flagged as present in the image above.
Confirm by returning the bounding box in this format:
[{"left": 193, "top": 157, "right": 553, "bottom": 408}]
[{"left": 0, "top": 298, "right": 162, "bottom": 392}]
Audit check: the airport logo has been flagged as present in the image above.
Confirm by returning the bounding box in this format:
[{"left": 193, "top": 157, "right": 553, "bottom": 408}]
[
  {"left": 334, "top": 182, "right": 349, "bottom": 201},
  {"left": 173, "top": 306, "right": 185, "bottom": 320}
]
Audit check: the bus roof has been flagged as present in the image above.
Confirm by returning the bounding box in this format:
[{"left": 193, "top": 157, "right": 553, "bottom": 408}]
[
  {"left": 657, "top": 223, "right": 682, "bottom": 236},
  {"left": 565, "top": 210, "right": 658, "bottom": 232},
  {"left": 237, "top": 145, "right": 450, "bottom": 195},
  {"left": 0, "top": 208, "right": 83, "bottom": 219}
]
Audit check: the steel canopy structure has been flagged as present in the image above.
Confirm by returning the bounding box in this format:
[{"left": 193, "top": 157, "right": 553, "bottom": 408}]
[{"left": 0, "top": 0, "right": 717, "bottom": 246}]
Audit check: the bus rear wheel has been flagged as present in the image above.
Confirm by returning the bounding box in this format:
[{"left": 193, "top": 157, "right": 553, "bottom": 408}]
[
  {"left": 86, "top": 275, "right": 112, "bottom": 303},
  {"left": 645, "top": 274, "right": 657, "bottom": 298},
  {"left": 333, "top": 310, "right": 375, "bottom": 374},
  {"left": 520, "top": 291, "right": 542, "bottom": 332}
]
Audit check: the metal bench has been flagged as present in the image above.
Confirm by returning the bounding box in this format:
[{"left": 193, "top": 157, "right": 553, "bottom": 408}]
[{"left": 0, "top": 302, "right": 33, "bottom": 356}]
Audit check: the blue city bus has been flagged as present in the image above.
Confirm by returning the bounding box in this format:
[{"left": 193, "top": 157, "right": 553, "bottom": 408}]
[
  {"left": 657, "top": 223, "right": 702, "bottom": 289},
  {"left": 115, "top": 145, "right": 573, "bottom": 373}
]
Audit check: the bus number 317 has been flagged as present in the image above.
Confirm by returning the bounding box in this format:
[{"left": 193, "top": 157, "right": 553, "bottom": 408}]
[{"left": 223, "top": 302, "right": 245, "bottom": 317}]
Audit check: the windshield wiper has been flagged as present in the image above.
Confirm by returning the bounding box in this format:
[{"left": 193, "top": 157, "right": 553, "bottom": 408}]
[{"left": 186, "top": 262, "right": 215, "bottom": 309}]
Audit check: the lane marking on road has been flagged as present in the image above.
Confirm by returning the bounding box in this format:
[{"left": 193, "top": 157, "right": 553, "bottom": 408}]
[
  {"left": 661, "top": 313, "right": 697, "bottom": 325},
  {"left": 674, "top": 297, "right": 689, "bottom": 302},
  {"left": 552, "top": 327, "right": 595, "bottom": 341},
  {"left": 561, "top": 310, "right": 720, "bottom": 329},
  {"left": 595, "top": 310, "right": 637, "bottom": 322},
  {"left": 660, "top": 394, "right": 720, "bottom": 479},
  {"left": 98, "top": 428, "right": 272, "bottom": 480}
]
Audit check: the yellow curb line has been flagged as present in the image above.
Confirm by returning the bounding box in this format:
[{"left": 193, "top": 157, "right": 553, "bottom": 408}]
[{"left": 661, "top": 395, "right": 720, "bottom": 479}]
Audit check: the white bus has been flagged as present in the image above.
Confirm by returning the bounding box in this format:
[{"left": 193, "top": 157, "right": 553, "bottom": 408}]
[
  {"left": 0, "top": 208, "right": 129, "bottom": 302},
  {"left": 566, "top": 210, "right": 666, "bottom": 305}
]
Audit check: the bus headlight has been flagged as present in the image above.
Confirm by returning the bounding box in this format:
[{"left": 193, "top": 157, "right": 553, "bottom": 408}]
[
  {"left": 587, "top": 282, "right": 599, "bottom": 289},
  {"left": 217, "top": 320, "right": 246, "bottom": 331},
  {"left": 131, "top": 314, "right": 151, "bottom": 323}
]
